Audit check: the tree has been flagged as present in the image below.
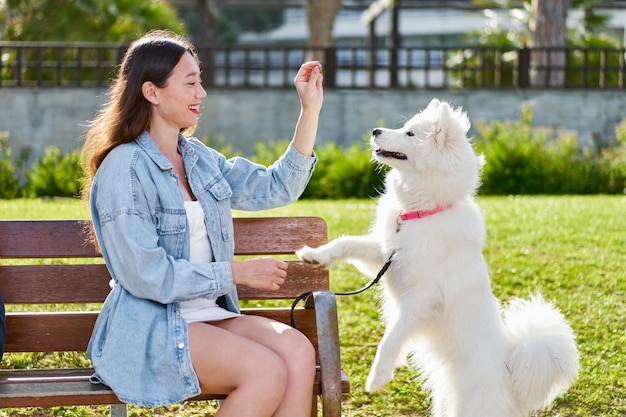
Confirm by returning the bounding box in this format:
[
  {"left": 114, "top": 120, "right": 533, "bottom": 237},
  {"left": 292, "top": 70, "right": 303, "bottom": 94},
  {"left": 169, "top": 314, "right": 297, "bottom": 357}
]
[
  {"left": 215, "top": 6, "right": 285, "bottom": 45},
  {"left": 528, "top": 0, "right": 570, "bottom": 86},
  {"left": 178, "top": 2, "right": 285, "bottom": 46},
  {"left": 305, "top": 0, "right": 341, "bottom": 62},
  {"left": 1, "top": 0, "right": 183, "bottom": 42},
  {"left": 461, "top": 0, "right": 621, "bottom": 87}
]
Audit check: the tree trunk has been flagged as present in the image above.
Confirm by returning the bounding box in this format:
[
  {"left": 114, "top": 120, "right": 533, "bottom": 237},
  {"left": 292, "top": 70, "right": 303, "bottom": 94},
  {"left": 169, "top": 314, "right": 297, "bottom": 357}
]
[
  {"left": 528, "top": 0, "right": 569, "bottom": 87},
  {"left": 305, "top": 0, "right": 341, "bottom": 63}
]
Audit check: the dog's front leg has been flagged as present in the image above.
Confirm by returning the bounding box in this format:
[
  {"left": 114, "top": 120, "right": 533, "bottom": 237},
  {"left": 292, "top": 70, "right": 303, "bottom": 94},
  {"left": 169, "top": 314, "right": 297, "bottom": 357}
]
[{"left": 297, "top": 234, "right": 383, "bottom": 272}]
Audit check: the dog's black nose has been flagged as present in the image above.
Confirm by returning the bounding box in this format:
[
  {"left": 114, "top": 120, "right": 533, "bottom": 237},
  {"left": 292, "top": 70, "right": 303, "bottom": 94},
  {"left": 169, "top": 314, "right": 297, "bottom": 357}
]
[{"left": 373, "top": 128, "right": 382, "bottom": 136}]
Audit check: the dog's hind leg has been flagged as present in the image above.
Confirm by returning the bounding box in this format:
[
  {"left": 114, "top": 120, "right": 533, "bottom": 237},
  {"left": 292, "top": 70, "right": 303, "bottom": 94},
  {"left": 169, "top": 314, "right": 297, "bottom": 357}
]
[
  {"left": 366, "top": 284, "right": 444, "bottom": 392},
  {"left": 365, "top": 314, "right": 418, "bottom": 392},
  {"left": 365, "top": 320, "right": 409, "bottom": 391}
]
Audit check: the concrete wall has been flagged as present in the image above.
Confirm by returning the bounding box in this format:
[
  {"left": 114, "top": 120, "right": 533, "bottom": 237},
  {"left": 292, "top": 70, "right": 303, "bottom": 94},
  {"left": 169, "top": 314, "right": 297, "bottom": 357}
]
[{"left": 1, "top": 88, "right": 625, "bottom": 162}]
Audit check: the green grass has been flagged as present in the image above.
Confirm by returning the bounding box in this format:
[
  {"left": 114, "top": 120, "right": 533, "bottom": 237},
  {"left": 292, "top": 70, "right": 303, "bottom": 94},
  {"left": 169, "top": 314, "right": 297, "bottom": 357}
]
[{"left": 1, "top": 196, "right": 625, "bottom": 416}]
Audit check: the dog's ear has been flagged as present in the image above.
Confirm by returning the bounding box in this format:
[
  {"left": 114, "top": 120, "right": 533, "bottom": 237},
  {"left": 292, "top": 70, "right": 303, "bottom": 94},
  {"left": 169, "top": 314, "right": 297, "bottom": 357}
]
[
  {"left": 426, "top": 98, "right": 441, "bottom": 111},
  {"left": 432, "top": 102, "right": 471, "bottom": 149}
]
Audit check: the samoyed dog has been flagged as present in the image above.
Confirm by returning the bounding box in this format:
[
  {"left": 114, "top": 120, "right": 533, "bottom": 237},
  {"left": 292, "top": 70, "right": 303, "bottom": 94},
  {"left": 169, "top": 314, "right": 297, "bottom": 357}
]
[{"left": 297, "top": 99, "right": 579, "bottom": 417}]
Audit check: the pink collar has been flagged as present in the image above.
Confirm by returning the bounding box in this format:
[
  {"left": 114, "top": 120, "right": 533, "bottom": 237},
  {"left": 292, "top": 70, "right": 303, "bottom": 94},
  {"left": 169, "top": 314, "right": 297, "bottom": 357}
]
[{"left": 399, "top": 204, "right": 451, "bottom": 221}]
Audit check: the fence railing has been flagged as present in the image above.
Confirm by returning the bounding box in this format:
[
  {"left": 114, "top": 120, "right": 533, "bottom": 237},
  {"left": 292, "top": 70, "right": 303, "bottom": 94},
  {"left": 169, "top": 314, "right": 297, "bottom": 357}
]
[{"left": 1, "top": 41, "right": 625, "bottom": 89}]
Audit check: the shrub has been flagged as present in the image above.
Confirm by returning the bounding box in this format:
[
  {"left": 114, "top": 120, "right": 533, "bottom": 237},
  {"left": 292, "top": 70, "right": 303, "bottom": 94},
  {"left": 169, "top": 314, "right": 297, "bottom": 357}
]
[
  {"left": 0, "top": 133, "right": 20, "bottom": 199},
  {"left": 605, "top": 118, "right": 626, "bottom": 193},
  {"left": 474, "top": 102, "right": 626, "bottom": 195},
  {"left": 301, "top": 139, "right": 387, "bottom": 199},
  {"left": 26, "top": 146, "right": 84, "bottom": 197}
]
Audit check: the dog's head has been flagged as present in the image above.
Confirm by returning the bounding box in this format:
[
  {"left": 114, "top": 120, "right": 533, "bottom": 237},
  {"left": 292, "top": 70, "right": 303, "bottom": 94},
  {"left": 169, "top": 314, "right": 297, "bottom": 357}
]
[{"left": 371, "top": 98, "right": 484, "bottom": 200}]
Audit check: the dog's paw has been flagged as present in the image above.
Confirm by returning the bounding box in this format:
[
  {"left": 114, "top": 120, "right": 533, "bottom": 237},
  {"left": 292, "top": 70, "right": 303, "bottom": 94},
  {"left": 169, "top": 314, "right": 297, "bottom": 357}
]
[
  {"left": 365, "top": 366, "right": 394, "bottom": 392},
  {"left": 296, "top": 245, "right": 328, "bottom": 267}
]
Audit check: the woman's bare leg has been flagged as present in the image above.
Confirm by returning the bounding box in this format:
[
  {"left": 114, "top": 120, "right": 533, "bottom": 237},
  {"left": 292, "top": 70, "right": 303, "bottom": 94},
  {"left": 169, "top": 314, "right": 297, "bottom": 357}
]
[
  {"left": 188, "top": 315, "right": 316, "bottom": 417},
  {"left": 187, "top": 321, "right": 288, "bottom": 417},
  {"left": 216, "top": 316, "right": 316, "bottom": 417}
]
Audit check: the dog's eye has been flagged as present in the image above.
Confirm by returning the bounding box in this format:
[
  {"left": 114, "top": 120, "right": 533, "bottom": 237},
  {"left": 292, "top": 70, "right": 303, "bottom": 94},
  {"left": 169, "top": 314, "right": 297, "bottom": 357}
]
[{"left": 406, "top": 130, "right": 415, "bottom": 137}]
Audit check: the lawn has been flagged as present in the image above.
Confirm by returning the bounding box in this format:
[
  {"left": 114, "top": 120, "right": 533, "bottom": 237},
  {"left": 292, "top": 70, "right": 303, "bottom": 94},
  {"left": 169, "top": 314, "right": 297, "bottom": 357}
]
[{"left": 1, "top": 195, "right": 625, "bottom": 416}]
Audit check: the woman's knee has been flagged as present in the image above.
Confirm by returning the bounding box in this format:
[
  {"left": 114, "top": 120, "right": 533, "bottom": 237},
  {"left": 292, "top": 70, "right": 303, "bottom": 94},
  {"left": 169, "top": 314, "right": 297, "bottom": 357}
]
[
  {"left": 285, "top": 330, "right": 317, "bottom": 377},
  {"left": 246, "top": 350, "right": 289, "bottom": 405},
  {"left": 263, "top": 350, "right": 289, "bottom": 385}
]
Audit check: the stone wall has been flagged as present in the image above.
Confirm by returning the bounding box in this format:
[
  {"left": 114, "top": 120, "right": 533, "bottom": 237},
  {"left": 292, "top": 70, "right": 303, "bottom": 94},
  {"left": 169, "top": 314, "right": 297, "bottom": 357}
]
[{"left": 1, "top": 88, "right": 624, "bottom": 161}]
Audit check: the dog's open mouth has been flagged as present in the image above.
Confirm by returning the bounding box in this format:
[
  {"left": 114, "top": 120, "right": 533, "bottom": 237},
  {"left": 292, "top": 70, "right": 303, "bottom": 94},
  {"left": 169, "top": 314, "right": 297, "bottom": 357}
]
[{"left": 374, "top": 147, "right": 408, "bottom": 160}]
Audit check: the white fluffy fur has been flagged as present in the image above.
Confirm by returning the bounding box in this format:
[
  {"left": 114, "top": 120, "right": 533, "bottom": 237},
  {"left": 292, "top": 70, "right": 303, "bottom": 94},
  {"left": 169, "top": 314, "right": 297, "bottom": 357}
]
[{"left": 297, "top": 99, "right": 579, "bottom": 417}]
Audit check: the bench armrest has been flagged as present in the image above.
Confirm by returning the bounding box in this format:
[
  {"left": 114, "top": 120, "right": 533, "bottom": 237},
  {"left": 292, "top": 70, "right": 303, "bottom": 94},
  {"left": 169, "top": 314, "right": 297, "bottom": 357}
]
[{"left": 308, "top": 290, "right": 342, "bottom": 417}]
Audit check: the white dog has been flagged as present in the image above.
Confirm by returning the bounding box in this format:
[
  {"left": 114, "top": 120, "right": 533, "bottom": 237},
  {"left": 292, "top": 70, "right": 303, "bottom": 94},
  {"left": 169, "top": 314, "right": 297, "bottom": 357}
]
[{"left": 297, "top": 99, "right": 579, "bottom": 417}]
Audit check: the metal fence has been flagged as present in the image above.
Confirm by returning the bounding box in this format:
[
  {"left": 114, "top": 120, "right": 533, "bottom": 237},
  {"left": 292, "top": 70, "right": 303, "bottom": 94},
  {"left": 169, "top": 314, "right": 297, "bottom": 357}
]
[{"left": 1, "top": 41, "right": 625, "bottom": 89}]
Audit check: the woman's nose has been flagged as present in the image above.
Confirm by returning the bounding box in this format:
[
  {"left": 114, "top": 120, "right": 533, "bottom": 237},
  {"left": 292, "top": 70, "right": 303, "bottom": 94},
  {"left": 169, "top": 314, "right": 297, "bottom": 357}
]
[{"left": 198, "top": 85, "right": 207, "bottom": 98}]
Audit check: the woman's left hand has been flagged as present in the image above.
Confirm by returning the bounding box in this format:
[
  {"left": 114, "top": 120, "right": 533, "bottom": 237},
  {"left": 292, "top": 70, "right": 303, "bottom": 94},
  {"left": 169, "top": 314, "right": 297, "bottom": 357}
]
[{"left": 294, "top": 61, "right": 324, "bottom": 113}]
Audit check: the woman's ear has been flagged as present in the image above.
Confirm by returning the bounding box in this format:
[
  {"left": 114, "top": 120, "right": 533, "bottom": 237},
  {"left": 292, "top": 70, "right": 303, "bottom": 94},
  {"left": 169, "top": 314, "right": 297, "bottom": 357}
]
[{"left": 142, "top": 81, "right": 159, "bottom": 105}]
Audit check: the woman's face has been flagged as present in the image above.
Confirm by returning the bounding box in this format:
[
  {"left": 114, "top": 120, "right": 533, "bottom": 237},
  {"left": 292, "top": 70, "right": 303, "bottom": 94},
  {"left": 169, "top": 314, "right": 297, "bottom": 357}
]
[{"left": 149, "top": 51, "right": 207, "bottom": 131}]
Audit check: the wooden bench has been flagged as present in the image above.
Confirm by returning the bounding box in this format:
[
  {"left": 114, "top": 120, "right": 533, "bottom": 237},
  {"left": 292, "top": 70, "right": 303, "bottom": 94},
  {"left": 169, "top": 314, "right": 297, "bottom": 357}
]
[{"left": 0, "top": 217, "right": 349, "bottom": 417}]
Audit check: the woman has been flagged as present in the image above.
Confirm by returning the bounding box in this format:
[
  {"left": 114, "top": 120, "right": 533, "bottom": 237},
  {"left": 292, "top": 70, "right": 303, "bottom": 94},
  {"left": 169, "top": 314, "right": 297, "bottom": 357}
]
[{"left": 80, "top": 30, "right": 323, "bottom": 417}]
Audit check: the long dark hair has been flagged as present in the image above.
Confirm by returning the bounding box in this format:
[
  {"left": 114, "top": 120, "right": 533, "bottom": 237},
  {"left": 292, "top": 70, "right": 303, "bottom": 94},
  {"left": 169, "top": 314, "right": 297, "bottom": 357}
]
[{"left": 81, "top": 30, "right": 200, "bottom": 202}]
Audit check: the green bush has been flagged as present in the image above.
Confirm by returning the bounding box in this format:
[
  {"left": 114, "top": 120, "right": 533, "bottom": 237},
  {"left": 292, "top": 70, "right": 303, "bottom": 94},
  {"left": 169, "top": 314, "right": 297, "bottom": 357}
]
[
  {"left": 474, "top": 102, "right": 626, "bottom": 195},
  {"left": 301, "top": 139, "right": 388, "bottom": 199},
  {"left": 26, "top": 146, "right": 84, "bottom": 198},
  {"left": 0, "top": 133, "right": 20, "bottom": 199}
]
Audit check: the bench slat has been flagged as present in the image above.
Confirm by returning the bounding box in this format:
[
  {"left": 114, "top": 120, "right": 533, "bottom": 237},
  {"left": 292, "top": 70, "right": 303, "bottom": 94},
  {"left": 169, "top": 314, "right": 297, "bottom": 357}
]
[
  {"left": 0, "top": 262, "right": 327, "bottom": 304},
  {"left": 5, "top": 309, "right": 319, "bottom": 353},
  {"left": 0, "top": 264, "right": 111, "bottom": 304},
  {"left": 0, "top": 217, "right": 327, "bottom": 258},
  {"left": 5, "top": 312, "right": 99, "bottom": 352},
  {"left": 0, "top": 220, "right": 96, "bottom": 258},
  {"left": 0, "top": 368, "right": 350, "bottom": 408},
  {"left": 233, "top": 217, "right": 327, "bottom": 254}
]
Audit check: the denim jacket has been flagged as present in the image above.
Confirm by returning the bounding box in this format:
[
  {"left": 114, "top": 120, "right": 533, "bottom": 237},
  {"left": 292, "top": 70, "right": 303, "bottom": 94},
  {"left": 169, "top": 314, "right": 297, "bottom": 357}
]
[{"left": 87, "top": 132, "right": 317, "bottom": 407}]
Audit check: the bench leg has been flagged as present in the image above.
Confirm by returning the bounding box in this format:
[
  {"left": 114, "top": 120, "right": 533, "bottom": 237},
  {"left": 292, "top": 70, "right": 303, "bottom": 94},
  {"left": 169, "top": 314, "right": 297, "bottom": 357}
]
[
  {"left": 110, "top": 404, "right": 128, "bottom": 417},
  {"left": 310, "top": 393, "right": 318, "bottom": 417},
  {"left": 310, "top": 291, "right": 343, "bottom": 417}
]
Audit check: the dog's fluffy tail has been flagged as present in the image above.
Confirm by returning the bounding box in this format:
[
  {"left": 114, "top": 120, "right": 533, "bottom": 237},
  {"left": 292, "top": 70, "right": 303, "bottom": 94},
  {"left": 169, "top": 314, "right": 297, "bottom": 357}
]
[{"left": 503, "top": 295, "right": 580, "bottom": 415}]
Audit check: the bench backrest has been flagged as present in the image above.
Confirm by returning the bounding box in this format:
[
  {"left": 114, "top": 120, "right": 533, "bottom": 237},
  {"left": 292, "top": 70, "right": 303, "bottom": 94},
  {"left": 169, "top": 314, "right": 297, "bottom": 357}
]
[{"left": 0, "top": 217, "right": 328, "bottom": 354}]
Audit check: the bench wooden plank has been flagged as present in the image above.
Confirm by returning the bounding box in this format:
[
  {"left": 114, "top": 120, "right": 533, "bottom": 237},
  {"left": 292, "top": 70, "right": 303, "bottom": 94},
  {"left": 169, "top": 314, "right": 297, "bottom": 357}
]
[
  {"left": 0, "top": 217, "right": 328, "bottom": 258},
  {"left": 0, "top": 220, "right": 96, "bottom": 258},
  {"left": 0, "top": 262, "right": 328, "bottom": 304},
  {"left": 0, "top": 367, "right": 350, "bottom": 408},
  {"left": 233, "top": 217, "right": 328, "bottom": 255},
  {"left": 0, "top": 264, "right": 112, "bottom": 304},
  {"left": 4, "top": 309, "right": 319, "bottom": 353}
]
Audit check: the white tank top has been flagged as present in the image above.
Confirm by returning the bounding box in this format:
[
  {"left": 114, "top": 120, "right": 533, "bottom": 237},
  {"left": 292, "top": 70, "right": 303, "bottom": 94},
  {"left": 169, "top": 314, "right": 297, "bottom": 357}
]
[{"left": 179, "top": 201, "right": 240, "bottom": 323}]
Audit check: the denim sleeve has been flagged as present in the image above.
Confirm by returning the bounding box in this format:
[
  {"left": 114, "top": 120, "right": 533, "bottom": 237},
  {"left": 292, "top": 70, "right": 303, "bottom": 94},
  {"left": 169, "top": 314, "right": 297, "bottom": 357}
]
[
  {"left": 97, "top": 211, "right": 235, "bottom": 305},
  {"left": 224, "top": 144, "right": 317, "bottom": 210}
]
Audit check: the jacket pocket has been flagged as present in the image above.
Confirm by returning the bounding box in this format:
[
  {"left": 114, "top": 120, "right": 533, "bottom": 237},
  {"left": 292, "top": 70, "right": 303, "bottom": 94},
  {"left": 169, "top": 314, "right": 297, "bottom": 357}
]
[
  {"left": 206, "top": 179, "right": 234, "bottom": 242},
  {"left": 155, "top": 207, "right": 187, "bottom": 255}
]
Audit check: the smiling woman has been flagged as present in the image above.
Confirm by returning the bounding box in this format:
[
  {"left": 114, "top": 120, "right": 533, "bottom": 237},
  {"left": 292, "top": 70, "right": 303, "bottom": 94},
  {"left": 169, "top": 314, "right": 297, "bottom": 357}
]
[{"left": 77, "top": 29, "right": 324, "bottom": 416}]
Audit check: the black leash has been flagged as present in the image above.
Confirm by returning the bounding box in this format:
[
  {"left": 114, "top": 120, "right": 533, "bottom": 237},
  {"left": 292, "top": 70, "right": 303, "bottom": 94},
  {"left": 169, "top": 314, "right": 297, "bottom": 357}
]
[{"left": 290, "top": 252, "right": 395, "bottom": 328}]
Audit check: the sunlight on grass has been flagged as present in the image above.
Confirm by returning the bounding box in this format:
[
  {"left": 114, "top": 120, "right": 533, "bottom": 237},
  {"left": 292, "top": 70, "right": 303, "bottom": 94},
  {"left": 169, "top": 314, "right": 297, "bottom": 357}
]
[{"left": 1, "top": 196, "right": 625, "bottom": 416}]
